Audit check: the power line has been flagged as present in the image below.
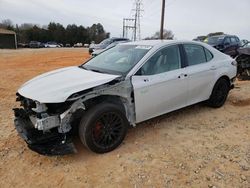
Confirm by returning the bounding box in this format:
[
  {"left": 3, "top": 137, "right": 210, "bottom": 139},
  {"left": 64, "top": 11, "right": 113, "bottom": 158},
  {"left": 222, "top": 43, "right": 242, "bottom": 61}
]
[
  {"left": 123, "top": 18, "right": 136, "bottom": 39},
  {"left": 132, "top": 0, "right": 144, "bottom": 41},
  {"left": 123, "top": 0, "right": 143, "bottom": 41}
]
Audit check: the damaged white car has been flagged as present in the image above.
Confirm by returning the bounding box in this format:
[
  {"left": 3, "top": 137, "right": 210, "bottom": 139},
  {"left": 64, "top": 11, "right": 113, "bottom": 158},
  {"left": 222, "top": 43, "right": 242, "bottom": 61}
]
[{"left": 14, "top": 40, "right": 237, "bottom": 155}]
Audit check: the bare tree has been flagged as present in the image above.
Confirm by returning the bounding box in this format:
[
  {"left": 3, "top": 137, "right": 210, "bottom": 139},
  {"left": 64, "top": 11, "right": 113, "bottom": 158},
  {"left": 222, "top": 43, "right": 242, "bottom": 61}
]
[
  {"left": 19, "top": 23, "right": 34, "bottom": 30},
  {"left": 0, "top": 19, "right": 14, "bottom": 30},
  {"left": 145, "top": 29, "right": 174, "bottom": 40}
]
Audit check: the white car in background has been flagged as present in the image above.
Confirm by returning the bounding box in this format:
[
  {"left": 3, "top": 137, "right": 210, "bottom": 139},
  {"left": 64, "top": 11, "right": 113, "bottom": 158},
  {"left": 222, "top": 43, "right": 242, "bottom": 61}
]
[
  {"left": 92, "top": 40, "right": 130, "bottom": 57},
  {"left": 14, "top": 40, "right": 237, "bottom": 155},
  {"left": 44, "top": 42, "right": 61, "bottom": 48}
]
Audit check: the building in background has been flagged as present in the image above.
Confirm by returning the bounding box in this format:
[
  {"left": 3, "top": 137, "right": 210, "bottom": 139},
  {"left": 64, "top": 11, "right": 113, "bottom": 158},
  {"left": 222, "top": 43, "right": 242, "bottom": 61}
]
[{"left": 0, "top": 28, "right": 17, "bottom": 49}]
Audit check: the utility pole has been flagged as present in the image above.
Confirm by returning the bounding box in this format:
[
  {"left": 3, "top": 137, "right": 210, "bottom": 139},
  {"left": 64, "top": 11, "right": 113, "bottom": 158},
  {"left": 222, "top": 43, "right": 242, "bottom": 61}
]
[
  {"left": 134, "top": 6, "right": 137, "bottom": 41},
  {"left": 122, "top": 18, "right": 136, "bottom": 39},
  {"left": 160, "top": 0, "right": 166, "bottom": 39},
  {"left": 133, "top": 0, "right": 143, "bottom": 41},
  {"left": 122, "top": 0, "right": 143, "bottom": 41},
  {"left": 123, "top": 18, "right": 125, "bottom": 37}
]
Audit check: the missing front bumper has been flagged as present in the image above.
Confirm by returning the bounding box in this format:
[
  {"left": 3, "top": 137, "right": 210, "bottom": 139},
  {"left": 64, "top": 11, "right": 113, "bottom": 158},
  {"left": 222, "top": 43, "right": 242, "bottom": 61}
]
[{"left": 13, "top": 108, "right": 77, "bottom": 156}]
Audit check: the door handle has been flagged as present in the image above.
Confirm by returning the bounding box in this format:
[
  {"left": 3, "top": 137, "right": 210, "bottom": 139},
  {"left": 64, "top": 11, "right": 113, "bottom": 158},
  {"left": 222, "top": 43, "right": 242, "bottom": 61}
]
[
  {"left": 143, "top": 78, "right": 149, "bottom": 82},
  {"left": 210, "top": 66, "right": 217, "bottom": 70}
]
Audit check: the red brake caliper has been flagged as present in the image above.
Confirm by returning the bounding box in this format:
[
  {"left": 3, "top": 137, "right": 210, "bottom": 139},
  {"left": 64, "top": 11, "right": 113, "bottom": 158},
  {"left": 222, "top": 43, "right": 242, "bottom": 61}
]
[{"left": 94, "top": 122, "right": 102, "bottom": 139}]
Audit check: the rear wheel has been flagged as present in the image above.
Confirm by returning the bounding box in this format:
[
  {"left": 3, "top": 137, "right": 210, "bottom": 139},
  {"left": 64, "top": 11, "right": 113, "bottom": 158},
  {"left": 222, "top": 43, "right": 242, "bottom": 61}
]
[
  {"left": 79, "top": 103, "right": 128, "bottom": 153},
  {"left": 206, "top": 78, "right": 230, "bottom": 108}
]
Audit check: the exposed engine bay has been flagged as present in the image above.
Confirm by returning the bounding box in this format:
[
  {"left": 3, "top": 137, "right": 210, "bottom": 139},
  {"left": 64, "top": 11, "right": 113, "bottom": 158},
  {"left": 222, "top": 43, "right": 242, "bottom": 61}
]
[{"left": 13, "top": 79, "right": 135, "bottom": 155}]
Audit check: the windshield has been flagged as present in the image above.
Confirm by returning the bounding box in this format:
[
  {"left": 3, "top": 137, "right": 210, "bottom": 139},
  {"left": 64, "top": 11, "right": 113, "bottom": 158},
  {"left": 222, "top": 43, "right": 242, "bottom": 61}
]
[
  {"left": 82, "top": 45, "right": 152, "bottom": 75},
  {"left": 100, "top": 39, "right": 112, "bottom": 45},
  {"left": 207, "top": 36, "right": 224, "bottom": 45}
]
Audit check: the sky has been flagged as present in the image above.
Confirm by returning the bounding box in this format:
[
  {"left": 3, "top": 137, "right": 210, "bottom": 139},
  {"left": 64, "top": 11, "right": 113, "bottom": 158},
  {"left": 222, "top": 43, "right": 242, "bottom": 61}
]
[{"left": 0, "top": 0, "right": 250, "bottom": 40}]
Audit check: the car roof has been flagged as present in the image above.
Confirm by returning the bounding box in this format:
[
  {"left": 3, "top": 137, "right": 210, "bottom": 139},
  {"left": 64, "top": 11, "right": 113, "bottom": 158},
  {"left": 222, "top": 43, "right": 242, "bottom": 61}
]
[
  {"left": 119, "top": 39, "right": 202, "bottom": 48},
  {"left": 111, "top": 37, "right": 129, "bottom": 40},
  {"left": 208, "top": 35, "right": 237, "bottom": 38}
]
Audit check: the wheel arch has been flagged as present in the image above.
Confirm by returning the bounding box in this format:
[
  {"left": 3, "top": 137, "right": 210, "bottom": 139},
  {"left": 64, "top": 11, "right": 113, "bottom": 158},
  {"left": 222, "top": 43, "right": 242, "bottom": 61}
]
[
  {"left": 217, "top": 75, "right": 231, "bottom": 87},
  {"left": 84, "top": 95, "right": 126, "bottom": 111},
  {"left": 208, "top": 75, "right": 231, "bottom": 98},
  {"left": 83, "top": 95, "right": 134, "bottom": 126}
]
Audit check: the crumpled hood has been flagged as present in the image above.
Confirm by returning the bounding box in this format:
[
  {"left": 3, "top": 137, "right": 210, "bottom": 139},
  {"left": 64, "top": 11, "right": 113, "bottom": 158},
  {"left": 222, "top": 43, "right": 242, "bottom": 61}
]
[{"left": 18, "top": 66, "right": 120, "bottom": 103}]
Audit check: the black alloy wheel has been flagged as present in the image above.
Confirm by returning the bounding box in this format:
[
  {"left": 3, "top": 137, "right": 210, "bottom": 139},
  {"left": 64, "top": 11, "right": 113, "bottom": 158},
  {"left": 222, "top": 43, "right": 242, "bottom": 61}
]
[
  {"left": 207, "top": 78, "right": 230, "bottom": 108},
  {"left": 79, "top": 103, "right": 128, "bottom": 153}
]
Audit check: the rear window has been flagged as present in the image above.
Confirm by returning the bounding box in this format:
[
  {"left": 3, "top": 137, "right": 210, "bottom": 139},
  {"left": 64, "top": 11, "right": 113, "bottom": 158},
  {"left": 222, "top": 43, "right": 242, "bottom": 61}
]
[
  {"left": 231, "top": 37, "right": 236, "bottom": 43},
  {"left": 207, "top": 36, "right": 224, "bottom": 45},
  {"left": 183, "top": 44, "right": 207, "bottom": 66},
  {"left": 224, "top": 37, "right": 231, "bottom": 44},
  {"left": 204, "top": 48, "right": 213, "bottom": 61}
]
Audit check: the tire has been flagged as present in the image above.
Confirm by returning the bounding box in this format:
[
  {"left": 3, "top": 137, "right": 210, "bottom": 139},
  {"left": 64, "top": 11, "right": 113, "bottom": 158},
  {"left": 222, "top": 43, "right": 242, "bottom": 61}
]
[
  {"left": 206, "top": 78, "right": 230, "bottom": 108},
  {"left": 79, "top": 102, "right": 128, "bottom": 153}
]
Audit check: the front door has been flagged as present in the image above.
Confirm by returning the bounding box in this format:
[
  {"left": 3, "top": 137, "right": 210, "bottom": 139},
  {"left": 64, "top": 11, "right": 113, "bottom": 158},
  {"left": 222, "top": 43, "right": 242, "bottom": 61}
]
[{"left": 132, "top": 45, "right": 188, "bottom": 123}]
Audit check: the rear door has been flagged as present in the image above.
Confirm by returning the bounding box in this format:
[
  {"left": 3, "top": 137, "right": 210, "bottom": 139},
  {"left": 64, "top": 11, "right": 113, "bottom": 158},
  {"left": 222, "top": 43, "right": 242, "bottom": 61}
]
[
  {"left": 132, "top": 44, "right": 188, "bottom": 123},
  {"left": 182, "top": 44, "right": 217, "bottom": 105}
]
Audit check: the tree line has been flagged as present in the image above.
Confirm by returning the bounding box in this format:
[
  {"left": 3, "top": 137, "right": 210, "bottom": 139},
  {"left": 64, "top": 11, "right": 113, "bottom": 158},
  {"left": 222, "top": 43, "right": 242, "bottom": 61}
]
[
  {"left": 145, "top": 29, "right": 175, "bottom": 40},
  {"left": 0, "top": 19, "right": 110, "bottom": 45}
]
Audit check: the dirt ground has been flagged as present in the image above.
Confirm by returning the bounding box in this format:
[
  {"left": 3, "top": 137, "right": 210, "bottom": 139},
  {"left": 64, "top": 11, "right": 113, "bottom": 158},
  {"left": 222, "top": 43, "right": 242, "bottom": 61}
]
[{"left": 0, "top": 48, "right": 249, "bottom": 188}]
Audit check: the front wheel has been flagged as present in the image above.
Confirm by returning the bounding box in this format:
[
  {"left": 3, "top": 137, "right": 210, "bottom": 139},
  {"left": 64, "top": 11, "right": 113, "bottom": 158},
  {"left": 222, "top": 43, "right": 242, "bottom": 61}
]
[
  {"left": 79, "top": 103, "right": 128, "bottom": 153},
  {"left": 206, "top": 78, "right": 230, "bottom": 108}
]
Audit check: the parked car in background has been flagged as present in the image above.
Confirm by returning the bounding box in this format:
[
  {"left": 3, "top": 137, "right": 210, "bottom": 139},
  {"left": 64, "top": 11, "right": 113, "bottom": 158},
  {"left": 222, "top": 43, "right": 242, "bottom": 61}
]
[
  {"left": 29, "top": 41, "right": 45, "bottom": 48},
  {"left": 193, "top": 36, "right": 206, "bottom": 42},
  {"left": 236, "top": 42, "right": 250, "bottom": 80},
  {"left": 207, "top": 35, "right": 241, "bottom": 57},
  {"left": 65, "top": 43, "right": 71, "bottom": 47},
  {"left": 92, "top": 40, "right": 130, "bottom": 57},
  {"left": 242, "top": 42, "right": 250, "bottom": 48},
  {"left": 45, "top": 42, "right": 61, "bottom": 48},
  {"left": 18, "top": 43, "right": 29, "bottom": 48},
  {"left": 14, "top": 40, "right": 237, "bottom": 156},
  {"left": 74, "top": 43, "right": 83, "bottom": 47},
  {"left": 84, "top": 44, "right": 90, "bottom": 48},
  {"left": 241, "top": 39, "right": 249, "bottom": 46},
  {"left": 89, "top": 37, "right": 130, "bottom": 54}
]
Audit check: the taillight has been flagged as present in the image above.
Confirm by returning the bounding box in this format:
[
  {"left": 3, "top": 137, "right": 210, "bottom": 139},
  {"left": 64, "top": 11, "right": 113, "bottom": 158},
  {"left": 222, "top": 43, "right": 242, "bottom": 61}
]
[{"left": 231, "top": 60, "right": 237, "bottom": 66}]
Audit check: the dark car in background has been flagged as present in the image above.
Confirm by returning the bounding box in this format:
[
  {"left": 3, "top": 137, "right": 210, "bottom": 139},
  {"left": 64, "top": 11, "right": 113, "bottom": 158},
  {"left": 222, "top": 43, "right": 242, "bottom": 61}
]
[
  {"left": 207, "top": 35, "right": 241, "bottom": 57},
  {"left": 236, "top": 41, "right": 250, "bottom": 80},
  {"left": 89, "top": 37, "right": 130, "bottom": 54},
  {"left": 29, "top": 41, "right": 45, "bottom": 48}
]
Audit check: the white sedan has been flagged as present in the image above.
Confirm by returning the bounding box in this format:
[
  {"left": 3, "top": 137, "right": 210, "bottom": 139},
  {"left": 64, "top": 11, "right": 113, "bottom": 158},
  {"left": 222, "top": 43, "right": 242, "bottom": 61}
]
[
  {"left": 44, "top": 42, "right": 61, "bottom": 48},
  {"left": 14, "top": 40, "right": 237, "bottom": 155}
]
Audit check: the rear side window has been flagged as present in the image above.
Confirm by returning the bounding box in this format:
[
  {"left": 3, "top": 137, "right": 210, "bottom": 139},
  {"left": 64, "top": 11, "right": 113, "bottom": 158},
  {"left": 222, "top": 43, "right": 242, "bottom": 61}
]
[
  {"left": 231, "top": 37, "right": 236, "bottom": 43},
  {"left": 183, "top": 44, "right": 206, "bottom": 66},
  {"left": 224, "top": 37, "right": 231, "bottom": 44},
  {"left": 204, "top": 48, "right": 213, "bottom": 61}
]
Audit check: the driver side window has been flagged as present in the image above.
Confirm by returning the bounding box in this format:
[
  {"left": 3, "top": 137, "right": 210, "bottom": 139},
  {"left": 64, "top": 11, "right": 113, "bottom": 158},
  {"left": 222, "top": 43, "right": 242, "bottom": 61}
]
[{"left": 137, "top": 45, "right": 181, "bottom": 75}]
